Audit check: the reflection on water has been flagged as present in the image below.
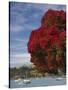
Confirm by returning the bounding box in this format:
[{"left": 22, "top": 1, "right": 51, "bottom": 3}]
[{"left": 10, "top": 77, "right": 66, "bottom": 88}]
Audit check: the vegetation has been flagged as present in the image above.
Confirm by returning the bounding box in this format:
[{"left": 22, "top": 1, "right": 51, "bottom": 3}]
[
  {"left": 27, "top": 9, "right": 66, "bottom": 74},
  {"left": 10, "top": 65, "right": 65, "bottom": 80},
  {"left": 10, "top": 10, "right": 66, "bottom": 80}
]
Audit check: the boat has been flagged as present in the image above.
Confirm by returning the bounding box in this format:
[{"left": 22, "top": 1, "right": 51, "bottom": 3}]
[
  {"left": 14, "top": 78, "right": 22, "bottom": 82},
  {"left": 56, "top": 77, "right": 63, "bottom": 81},
  {"left": 23, "top": 79, "right": 31, "bottom": 84},
  {"left": 23, "top": 71, "right": 31, "bottom": 84}
]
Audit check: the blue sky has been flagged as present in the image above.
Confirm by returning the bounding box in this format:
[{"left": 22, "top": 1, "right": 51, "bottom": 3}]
[{"left": 10, "top": 2, "right": 66, "bottom": 68}]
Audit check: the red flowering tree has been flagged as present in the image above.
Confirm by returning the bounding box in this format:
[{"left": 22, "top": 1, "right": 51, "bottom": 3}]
[{"left": 27, "top": 9, "right": 66, "bottom": 74}]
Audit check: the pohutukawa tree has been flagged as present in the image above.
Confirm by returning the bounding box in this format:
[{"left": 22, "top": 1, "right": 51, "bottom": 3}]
[{"left": 27, "top": 9, "right": 66, "bottom": 74}]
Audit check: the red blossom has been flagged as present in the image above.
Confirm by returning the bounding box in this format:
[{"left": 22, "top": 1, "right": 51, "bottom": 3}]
[{"left": 27, "top": 9, "right": 66, "bottom": 74}]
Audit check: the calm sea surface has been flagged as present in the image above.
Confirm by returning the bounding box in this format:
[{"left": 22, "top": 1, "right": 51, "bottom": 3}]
[{"left": 10, "top": 77, "right": 66, "bottom": 88}]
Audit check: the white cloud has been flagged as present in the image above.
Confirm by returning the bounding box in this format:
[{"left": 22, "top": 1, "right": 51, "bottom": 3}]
[
  {"left": 12, "top": 53, "right": 30, "bottom": 58},
  {"left": 10, "top": 53, "right": 31, "bottom": 60},
  {"left": 10, "top": 25, "right": 23, "bottom": 32},
  {"left": 10, "top": 38, "right": 28, "bottom": 51},
  {"left": 10, "top": 22, "right": 36, "bottom": 32},
  {"left": 15, "top": 38, "right": 28, "bottom": 42},
  {"left": 45, "top": 4, "right": 66, "bottom": 11},
  {"left": 10, "top": 53, "right": 31, "bottom": 68}
]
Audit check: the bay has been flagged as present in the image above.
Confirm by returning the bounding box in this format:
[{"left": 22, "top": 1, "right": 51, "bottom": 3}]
[{"left": 10, "top": 77, "right": 66, "bottom": 88}]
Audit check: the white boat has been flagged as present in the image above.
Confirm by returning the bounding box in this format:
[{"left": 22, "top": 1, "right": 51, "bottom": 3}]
[
  {"left": 23, "top": 79, "right": 31, "bottom": 84},
  {"left": 14, "top": 78, "right": 21, "bottom": 82},
  {"left": 56, "top": 77, "right": 63, "bottom": 81},
  {"left": 22, "top": 71, "right": 31, "bottom": 84}
]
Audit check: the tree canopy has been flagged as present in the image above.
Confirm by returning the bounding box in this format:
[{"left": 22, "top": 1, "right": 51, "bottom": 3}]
[{"left": 27, "top": 9, "right": 66, "bottom": 74}]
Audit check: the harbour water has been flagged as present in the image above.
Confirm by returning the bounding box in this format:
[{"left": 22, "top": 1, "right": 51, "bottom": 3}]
[{"left": 10, "top": 77, "right": 66, "bottom": 88}]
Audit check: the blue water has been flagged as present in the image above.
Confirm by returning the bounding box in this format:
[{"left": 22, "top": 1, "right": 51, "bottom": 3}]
[{"left": 10, "top": 77, "right": 66, "bottom": 88}]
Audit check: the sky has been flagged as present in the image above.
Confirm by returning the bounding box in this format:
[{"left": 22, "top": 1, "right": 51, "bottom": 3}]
[{"left": 9, "top": 2, "right": 66, "bottom": 68}]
